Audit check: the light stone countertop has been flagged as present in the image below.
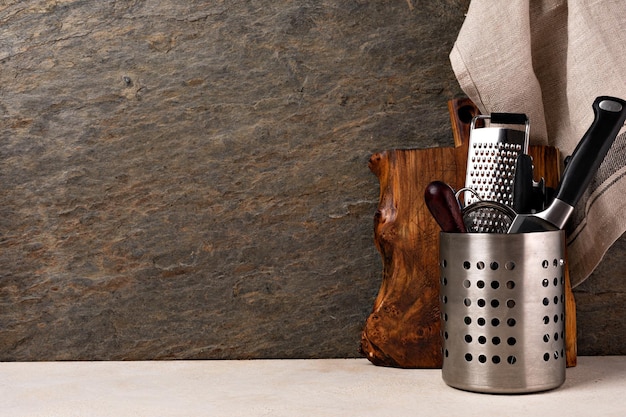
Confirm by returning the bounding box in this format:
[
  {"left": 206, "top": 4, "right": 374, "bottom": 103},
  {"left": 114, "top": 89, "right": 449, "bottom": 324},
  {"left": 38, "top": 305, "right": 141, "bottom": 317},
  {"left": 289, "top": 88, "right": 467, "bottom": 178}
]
[{"left": 1, "top": 356, "right": 625, "bottom": 416}]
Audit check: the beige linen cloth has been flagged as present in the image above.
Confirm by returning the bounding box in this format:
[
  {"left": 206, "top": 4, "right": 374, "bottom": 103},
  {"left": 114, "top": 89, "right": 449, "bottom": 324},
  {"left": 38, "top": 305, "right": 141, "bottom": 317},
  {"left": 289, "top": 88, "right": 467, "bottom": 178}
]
[{"left": 450, "top": 0, "right": 626, "bottom": 286}]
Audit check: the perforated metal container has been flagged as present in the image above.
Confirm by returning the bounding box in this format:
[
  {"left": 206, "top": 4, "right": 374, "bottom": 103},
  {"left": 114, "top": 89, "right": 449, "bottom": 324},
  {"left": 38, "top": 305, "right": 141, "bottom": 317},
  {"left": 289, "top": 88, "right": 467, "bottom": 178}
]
[{"left": 439, "top": 231, "right": 566, "bottom": 394}]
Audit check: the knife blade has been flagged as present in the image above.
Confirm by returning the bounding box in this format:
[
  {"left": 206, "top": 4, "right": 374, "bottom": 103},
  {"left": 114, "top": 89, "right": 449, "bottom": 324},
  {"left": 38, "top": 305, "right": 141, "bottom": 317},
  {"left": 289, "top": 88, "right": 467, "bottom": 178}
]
[{"left": 508, "top": 96, "right": 626, "bottom": 233}]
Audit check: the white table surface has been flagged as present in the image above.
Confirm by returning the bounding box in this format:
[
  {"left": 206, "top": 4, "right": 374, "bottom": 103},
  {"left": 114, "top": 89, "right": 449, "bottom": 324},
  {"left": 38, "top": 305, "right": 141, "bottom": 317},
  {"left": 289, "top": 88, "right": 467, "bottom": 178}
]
[{"left": 1, "top": 356, "right": 625, "bottom": 417}]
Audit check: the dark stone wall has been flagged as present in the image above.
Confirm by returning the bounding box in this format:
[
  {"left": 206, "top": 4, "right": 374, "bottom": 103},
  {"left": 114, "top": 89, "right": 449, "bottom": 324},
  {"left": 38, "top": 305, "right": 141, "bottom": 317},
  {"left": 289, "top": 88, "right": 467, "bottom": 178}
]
[{"left": 0, "top": 0, "right": 623, "bottom": 360}]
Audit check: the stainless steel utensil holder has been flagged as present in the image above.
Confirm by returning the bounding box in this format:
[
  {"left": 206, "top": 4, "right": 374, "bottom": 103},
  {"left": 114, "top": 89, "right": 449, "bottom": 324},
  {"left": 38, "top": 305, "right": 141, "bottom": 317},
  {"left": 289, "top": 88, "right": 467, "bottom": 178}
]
[{"left": 439, "top": 231, "right": 566, "bottom": 394}]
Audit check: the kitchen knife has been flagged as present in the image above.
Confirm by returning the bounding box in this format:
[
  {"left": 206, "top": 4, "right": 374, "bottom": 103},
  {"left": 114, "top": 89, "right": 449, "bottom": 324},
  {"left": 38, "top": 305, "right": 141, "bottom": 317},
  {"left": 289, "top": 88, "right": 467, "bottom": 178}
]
[
  {"left": 508, "top": 96, "right": 626, "bottom": 233},
  {"left": 424, "top": 181, "right": 467, "bottom": 233}
]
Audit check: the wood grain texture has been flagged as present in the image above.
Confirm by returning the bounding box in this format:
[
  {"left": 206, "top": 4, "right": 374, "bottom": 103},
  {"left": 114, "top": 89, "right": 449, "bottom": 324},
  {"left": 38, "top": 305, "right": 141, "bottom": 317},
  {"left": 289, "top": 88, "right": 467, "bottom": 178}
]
[{"left": 361, "top": 147, "right": 464, "bottom": 367}]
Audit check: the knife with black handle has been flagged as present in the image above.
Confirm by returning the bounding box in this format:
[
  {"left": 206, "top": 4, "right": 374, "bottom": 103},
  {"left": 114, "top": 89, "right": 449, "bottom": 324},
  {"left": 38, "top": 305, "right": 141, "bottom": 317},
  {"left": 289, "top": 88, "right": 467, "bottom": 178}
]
[{"left": 508, "top": 96, "right": 626, "bottom": 233}]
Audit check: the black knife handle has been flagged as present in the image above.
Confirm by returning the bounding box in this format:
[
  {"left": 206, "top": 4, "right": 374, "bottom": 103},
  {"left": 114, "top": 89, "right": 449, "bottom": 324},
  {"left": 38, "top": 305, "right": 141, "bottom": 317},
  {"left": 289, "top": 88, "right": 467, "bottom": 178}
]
[
  {"left": 513, "top": 154, "right": 534, "bottom": 214},
  {"left": 554, "top": 96, "right": 626, "bottom": 206}
]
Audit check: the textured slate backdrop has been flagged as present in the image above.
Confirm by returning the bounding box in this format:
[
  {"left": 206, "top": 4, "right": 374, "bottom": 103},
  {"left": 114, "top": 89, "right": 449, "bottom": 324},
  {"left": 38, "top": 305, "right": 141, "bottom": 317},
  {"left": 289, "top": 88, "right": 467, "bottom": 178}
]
[{"left": 0, "top": 0, "right": 623, "bottom": 360}]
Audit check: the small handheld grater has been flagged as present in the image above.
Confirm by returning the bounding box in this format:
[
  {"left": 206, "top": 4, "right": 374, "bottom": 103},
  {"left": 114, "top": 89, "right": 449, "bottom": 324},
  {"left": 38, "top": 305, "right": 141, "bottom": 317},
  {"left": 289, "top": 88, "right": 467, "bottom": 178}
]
[{"left": 463, "top": 113, "right": 530, "bottom": 232}]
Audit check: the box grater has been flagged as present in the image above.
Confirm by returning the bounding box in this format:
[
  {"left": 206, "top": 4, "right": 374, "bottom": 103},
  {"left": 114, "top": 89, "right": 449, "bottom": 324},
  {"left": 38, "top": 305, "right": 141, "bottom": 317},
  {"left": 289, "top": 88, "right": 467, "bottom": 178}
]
[{"left": 464, "top": 113, "right": 529, "bottom": 232}]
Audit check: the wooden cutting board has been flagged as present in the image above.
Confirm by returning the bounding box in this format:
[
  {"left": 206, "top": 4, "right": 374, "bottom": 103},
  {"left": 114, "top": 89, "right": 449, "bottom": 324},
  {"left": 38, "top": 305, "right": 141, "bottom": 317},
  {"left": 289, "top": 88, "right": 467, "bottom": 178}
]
[{"left": 360, "top": 97, "right": 577, "bottom": 368}]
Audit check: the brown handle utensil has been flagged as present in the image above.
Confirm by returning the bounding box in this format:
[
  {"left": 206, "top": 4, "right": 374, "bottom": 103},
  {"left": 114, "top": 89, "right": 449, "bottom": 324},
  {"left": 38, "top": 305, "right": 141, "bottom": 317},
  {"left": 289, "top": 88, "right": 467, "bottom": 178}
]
[{"left": 425, "top": 181, "right": 467, "bottom": 233}]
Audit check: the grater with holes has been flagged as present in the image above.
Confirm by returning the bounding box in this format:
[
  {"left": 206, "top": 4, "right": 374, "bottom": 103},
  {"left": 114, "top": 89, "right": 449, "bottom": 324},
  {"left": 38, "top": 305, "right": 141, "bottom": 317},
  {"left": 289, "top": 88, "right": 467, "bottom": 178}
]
[{"left": 464, "top": 113, "right": 530, "bottom": 232}]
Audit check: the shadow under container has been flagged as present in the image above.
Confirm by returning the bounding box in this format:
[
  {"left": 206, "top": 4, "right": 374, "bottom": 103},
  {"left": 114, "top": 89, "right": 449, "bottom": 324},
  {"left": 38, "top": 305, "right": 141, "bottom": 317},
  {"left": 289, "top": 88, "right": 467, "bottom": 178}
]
[{"left": 439, "top": 230, "right": 566, "bottom": 394}]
